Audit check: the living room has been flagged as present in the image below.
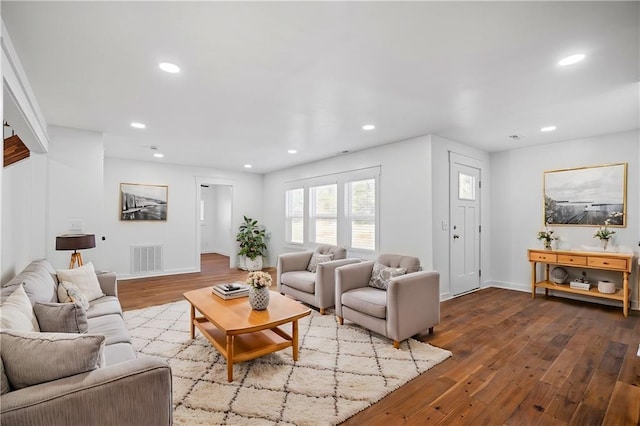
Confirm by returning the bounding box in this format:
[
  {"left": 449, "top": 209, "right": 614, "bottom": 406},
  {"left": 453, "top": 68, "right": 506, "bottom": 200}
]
[{"left": 1, "top": 2, "right": 639, "bottom": 425}]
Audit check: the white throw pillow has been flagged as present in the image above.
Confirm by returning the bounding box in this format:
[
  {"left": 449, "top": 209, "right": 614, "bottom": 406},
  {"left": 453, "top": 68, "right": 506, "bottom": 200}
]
[
  {"left": 57, "top": 281, "right": 90, "bottom": 311},
  {"left": 368, "top": 262, "right": 407, "bottom": 290},
  {"left": 306, "top": 252, "right": 334, "bottom": 273},
  {"left": 56, "top": 262, "right": 104, "bottom": 302},
  {"left": 0, "top": 285, "right": 40, "bottom": 332}
]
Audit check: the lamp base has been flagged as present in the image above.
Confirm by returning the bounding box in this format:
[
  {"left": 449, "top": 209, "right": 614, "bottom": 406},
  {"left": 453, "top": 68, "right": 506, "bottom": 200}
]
[{"left": 69, "top": 252, "right": 84, "bottom": 269}]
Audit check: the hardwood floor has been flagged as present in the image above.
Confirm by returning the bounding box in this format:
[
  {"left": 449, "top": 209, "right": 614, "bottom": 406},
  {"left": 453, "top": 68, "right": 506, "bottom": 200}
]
[{"left": 118, "top": 253, "right": 640, "bottom": 425}]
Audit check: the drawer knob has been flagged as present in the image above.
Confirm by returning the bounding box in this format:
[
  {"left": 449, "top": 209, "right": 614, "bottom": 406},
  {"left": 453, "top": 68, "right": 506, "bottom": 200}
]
[{"left": 603, "top": 262, "right": 609, "bottom": 265}]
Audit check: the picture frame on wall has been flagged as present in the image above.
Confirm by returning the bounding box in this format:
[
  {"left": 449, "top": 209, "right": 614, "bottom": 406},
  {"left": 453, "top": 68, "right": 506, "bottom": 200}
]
[
  {"left": 120, "top": 183, "right": 168, "bottom": 221},
  {"left": 543, "top": 163, "right": 627, "bottom": 227}
]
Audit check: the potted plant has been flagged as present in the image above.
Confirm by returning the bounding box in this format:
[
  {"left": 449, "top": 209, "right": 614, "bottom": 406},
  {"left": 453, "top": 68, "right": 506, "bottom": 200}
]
[
  {"left": 593, "top": 212, "right": 622, "bottom": 251},
  {"left": 236, "top": 216, "right": 267, "bottom": 271}
]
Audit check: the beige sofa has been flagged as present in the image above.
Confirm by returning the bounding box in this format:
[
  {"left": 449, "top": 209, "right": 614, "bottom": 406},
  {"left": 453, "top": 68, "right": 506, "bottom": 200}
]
[{"left": 0, "top": 260, "right": 172, "bottom": 425}]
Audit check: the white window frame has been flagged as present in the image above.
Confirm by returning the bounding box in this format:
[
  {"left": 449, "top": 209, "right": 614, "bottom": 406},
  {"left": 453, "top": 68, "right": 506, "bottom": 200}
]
[
  {"left": 309, "top": 183, "right": 338, "bottom": 246},
  {"left": 285, "top": 187, "right": 305, "bottom": 245},
  {"left": 345, "top": 178, "right": 376, "bottom": 252}
]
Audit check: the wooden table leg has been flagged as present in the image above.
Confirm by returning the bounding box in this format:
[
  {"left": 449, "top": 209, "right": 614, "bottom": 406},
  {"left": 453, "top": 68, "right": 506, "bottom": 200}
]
[
  {"left": 226, "top": 335, "right": 234, "bottom": 382},
  {"left": 292, "top": 320, "right": 299, "bottom": 361},
  {"left": 531, "top": 261, "right": 537, "bottom": 299},
  {"left": 623, "top": 271, "right": 629, "bottom": 317},
  {"left": 189, "top": 305, "right": 195, "bottom": 339}
]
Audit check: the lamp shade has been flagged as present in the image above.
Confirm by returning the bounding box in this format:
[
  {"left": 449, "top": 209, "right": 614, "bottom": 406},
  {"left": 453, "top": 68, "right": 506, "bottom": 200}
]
[{"left": 56, "top": 234, "right": 96, "bottom": 251}]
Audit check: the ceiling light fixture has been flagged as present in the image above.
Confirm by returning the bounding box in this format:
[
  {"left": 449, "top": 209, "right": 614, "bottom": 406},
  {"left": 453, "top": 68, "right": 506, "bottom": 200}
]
[
  {"left": 131, "top": 122, "right": 146, "bottom": 129},
  {"left": 541, "top": 126, "right": 557, "bottom": 132},
  {"left": 159, "top": 62, "right": 181, "bottom": 73},
  {"left": 244, "top": 164, "right": 252, "bottom": 169},
  {"left": 362, "top": 124, "right": 376, "bottom": 131},
  {"left": 153, "top": 153, "right": 164, "bottom": 158},
  {"left": 558, "top": 53, "right": 586, "bottom": 67},
  {"left": 287, "top": 149, "right": 297, "bottom": 154}
]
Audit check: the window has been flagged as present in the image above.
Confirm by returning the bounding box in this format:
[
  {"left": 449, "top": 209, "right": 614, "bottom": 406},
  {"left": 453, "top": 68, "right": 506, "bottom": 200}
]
[
  {"left": 310, "top": 184, "right": 337, "bottom": 245},
  {"left": 459, "top": 172, "right": 476, "bottom": 201},
  {"left": 347, "top": 179, "right": 375, "bottom": 250},
  {"left": 285, "top": 188, "right": 304, "bottom": 244}
]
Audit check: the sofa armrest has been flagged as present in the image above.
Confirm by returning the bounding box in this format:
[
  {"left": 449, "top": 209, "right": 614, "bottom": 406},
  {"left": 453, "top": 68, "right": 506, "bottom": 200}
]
[
  {"left": 335, "top": 261, "right": 375, "bottom": 317},
  {"left": 0, "top": 357, "right": 172, "bottom": 426},
  {"left": 315, "top": 258, "right": 361, "bottom": 309},
  {"left": 96, "top": 272, "right": 117, "bottom": 297},
  {"left": 276, "top": 251, "right": 313, "bottom": 292}
]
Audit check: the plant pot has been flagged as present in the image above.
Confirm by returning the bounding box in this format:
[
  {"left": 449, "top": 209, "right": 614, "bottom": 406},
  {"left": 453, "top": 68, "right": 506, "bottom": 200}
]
[
  {"left": 238, "top": 255, "right": 247, "bottom": 270},
  {"left": 544, "top": 240, "right": 552, "bottom": 250},
  {"left": 249, "top": 286, "right": 270, "bottom": 310},
  {"left": 600, "top": 238, "right": 609, "bottom": 251},
  {"left": 245, "top": 256, "right": 263, "bottom": 271}
]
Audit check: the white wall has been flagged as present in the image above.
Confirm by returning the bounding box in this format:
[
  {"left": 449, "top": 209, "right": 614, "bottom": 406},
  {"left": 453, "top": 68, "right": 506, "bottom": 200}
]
[
  {"left": 200, "top": 185, "right": 215, "bottom": 253},
  {"left": 431, "top": 135, "right": 491, "bottom": 299},
  {"left": 263, "top": 135, "right": 434, "bottom": 271},
  {"left": 489, "top": 130, "right": 639, "bottom": 308},
  {"left": 212, "top": 185, "right": 233, "bottom": 255},
  {"left": 104, "top": 158, "right": 263, "bottom": 277}
]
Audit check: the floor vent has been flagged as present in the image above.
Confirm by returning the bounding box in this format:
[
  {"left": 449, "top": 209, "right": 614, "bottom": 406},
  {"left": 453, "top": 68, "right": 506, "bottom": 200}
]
[{"left": 131, "top": 244, "right": 163, "bottom": 274}]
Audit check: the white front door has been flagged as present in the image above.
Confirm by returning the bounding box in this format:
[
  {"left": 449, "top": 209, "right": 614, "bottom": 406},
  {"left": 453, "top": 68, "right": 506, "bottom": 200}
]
[{"left": 450, "top": 159, "right": 481, "bottom": 295}]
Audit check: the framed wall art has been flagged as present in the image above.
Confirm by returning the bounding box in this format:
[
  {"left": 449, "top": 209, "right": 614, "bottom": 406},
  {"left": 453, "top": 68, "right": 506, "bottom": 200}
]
[
  {"left": 543, "top": 163, "right": 626, "bottom": 226},
  {"left": 120, "top": 183, "right": 168, "bottom": 221}
]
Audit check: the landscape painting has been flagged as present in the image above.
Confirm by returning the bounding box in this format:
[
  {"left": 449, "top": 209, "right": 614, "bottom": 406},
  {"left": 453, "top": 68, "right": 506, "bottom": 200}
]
[
  {"left": 543, "top": 163, "right": 626, "bottom": 226},
  {"left": 120, "top": 183, "right": 168, "bottom": 221}
]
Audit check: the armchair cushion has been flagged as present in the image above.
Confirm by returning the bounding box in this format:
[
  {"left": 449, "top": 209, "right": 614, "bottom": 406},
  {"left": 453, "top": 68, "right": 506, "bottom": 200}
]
[
  {"left": 377, "top": 254, "right": 421, "bottom": 273},
  {"left": 306, "top": 252, "right": 334, "bottom": 273},
  {"left": 341, "top": 287, "right": 387, "bottom": 319},
  {"left": 368, "top": 262, "right": 407, "bottom": 290},
  {"left": 280, "top": 271, "right": 316, "bottom": 294}
]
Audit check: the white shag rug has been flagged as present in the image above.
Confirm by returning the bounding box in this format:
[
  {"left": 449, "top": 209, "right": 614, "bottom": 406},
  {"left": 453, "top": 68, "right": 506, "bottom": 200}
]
[{"left": 124, "top": 300, "right": 452, "bottom": 425}]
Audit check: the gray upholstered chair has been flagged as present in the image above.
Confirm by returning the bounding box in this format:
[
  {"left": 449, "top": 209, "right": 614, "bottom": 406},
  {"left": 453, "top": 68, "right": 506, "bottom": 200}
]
[
  {"left": 277, "top": 245, "right": 360, "bottom": 314},
  {"left": 335, "top": 254, "right": 440, "bottom": 348}
]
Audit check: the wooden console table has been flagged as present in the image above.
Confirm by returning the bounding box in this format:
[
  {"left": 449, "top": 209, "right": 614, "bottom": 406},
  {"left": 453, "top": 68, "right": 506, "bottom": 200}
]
[{"left": 528, "top": 248, "right": 634, "bottom": 316}]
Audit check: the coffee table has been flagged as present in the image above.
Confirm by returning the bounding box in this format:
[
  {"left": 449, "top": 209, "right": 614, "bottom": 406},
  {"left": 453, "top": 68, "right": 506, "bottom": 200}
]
[{"left": 183, "top": 287, "right": 311, "bottom": 382}]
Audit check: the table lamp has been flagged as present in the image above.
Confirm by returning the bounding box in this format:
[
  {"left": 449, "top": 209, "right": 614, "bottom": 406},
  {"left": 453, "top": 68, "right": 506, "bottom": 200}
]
[{"left": 56, "top": 234, "right": 96, "bottom": 269}]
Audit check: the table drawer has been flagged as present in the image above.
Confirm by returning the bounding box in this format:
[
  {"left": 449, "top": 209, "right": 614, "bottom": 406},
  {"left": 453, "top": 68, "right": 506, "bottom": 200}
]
[
  {"left": 587, "top": 257, "right": 627, "bottom": 270},
  {"left": 557, "top": 255, "right": 587, "bottom": 266},
  {"left": 529, "top": 252, "right": 557, "bottom": 262}
]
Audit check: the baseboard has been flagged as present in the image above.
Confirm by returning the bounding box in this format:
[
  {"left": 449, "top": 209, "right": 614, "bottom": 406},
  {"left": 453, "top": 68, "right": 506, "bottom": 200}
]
[{"left": 117, "top": 267, "right": 200, "bottom": 281}]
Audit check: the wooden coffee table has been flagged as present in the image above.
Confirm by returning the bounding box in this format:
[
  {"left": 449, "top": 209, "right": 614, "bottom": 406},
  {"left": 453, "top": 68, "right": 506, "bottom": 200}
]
[{"left": 183, "top": 287, "right": 311, "bottom": 382}]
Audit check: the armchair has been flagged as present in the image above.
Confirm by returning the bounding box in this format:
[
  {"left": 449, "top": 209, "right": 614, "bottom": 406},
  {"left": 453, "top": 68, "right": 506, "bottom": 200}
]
[
  {"left": 335, "top": 254, "right": 440, "bottom": 348},
  {"left": 277, "top": 245, "right": 360, "bottom": 314}
]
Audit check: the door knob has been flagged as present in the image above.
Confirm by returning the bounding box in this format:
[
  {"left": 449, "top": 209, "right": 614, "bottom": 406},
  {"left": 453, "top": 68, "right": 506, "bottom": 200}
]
[{"left": 453, "top": 234, "right": 460, "bottom": 239}]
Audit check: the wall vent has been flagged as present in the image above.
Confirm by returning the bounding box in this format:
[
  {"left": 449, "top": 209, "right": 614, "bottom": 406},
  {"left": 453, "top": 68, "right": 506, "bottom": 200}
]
[{"left": 130, "top": 244, "right": 163, "bottom": 274}]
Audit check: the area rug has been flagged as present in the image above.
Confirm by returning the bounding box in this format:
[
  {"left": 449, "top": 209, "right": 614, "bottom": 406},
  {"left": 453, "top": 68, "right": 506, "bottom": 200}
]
[{"left": 124, "top": 300, "right": 452, "bottom": 425}]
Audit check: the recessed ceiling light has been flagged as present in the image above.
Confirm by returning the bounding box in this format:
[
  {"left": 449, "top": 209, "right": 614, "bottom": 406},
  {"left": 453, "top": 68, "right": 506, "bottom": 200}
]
[
  {"left": 153, "top": 153, "right": 164, "bottom": 158},
  {"left": 287, "top": 149, "right": 297, "bottom": 154},
  {"left": 244, "top": 164, "right": 252, "bottom": 169},
  {"left": 558, "top": 54, "right": 586, "bottom": 67},
  {"left": 362, "top": 124, "right": 376, "bottom": 131},
  {"left": 131, "top": 122, "right": 146, "bottom": 129},
  {"left": 159, "top": 62, "right": 181, "bottom": 73},
  {"left": 541, "top": 126, "right": 557, "bottom": 132}
]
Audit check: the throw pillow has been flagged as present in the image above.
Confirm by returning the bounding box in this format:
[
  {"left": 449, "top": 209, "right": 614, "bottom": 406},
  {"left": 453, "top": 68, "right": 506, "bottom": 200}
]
[
  {"left": 0, "top": 357, "right": 10, "bottom": 395},
  {"left": 0, "top": 285, "right": 40, "bottom": 332},
  {"left": 56, "top": 262, "right": 104, "bottom": 302},
  {"left": 0, "top": 330, "right": 105, "bottom": 390},
  {"left": 306, "top": 252, "right": 334, "bottom": 273},
  {"left": 57, "top": 281, "right": 90, "bottom": 311},
  {"left": 368, "top": 262, "right": 407, "bottom": 290},
  {"left": 33, "top": 302, "right": 88, "bottom": 333}
]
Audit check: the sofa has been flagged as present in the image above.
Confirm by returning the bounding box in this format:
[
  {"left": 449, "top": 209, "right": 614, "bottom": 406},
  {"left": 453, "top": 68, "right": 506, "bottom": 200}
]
[{"left": 0, "top": 260, "right": 172, "bottom": 426}]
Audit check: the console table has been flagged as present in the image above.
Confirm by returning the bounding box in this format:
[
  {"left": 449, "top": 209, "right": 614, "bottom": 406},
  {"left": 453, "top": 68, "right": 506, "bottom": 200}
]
[{"left": 528, "top": 248, "right": 634, "bottom": 316}]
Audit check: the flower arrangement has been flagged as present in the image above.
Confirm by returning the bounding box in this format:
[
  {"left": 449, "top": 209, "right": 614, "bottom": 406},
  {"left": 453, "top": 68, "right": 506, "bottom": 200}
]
[
  {"left": 246, "top": 271, "right": 272, "bottom": 289},
  {"left": 593, "top": 212, "right": 623, "bottom": 240},
  {"left": 537, "top": 225, "right": 559, "bottom": 249}
]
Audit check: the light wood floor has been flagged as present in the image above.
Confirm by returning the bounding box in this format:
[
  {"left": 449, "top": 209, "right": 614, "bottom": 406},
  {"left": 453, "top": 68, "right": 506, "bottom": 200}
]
[{"left": 118, "top": 253, "right": 640, "bottom": 425}]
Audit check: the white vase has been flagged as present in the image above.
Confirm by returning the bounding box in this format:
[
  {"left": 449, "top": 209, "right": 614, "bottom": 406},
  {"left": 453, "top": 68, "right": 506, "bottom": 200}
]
[
  {"left": 249, "top": 286, "right": 270, "bottom": 310},
  {"left": 600, "top": 238, "right": 609, "bottom": 251},
  {"left": 245, "top": 256, "right": 263, "bottom": 271},
  {"left": 238, "top": 255, "right": 247, "bottom": 270}
]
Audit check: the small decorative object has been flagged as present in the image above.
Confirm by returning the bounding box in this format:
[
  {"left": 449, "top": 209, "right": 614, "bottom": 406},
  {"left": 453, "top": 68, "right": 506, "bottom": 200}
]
[
  {"left": 537, "top": 225, "right": 559, "bottom": 250},
  {"left": 597, "top": 280, "right": 616, "bottom": 294},
  {"left": 246, "top": 271, "right": 272, "bottom": 310},
  {"left": 593, "top": 212, "right": 623, "bottom": 251},
  {"left": 569, "top": 271, "right": 591, "bottom": 290},
  {"left": 550, "top": 267, "right": 569, "bottom": 284},
  {"left": 120, "top": 183, "right": 168, "bottom": 221},
  {"left": 236, "top": 216, "right": 267, "bottom": 271}
]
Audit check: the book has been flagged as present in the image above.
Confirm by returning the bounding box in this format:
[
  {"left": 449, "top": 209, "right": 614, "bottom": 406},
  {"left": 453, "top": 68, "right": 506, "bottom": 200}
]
[
  {"left": 569, "top": 281, "right": 591, "bottom": 290},
  {"left": 212, "top": 282, "right": 249, "bottom": 300}
]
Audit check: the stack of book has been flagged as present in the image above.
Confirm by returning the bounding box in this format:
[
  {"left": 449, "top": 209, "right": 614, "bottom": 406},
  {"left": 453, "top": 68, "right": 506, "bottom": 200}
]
[
  {"left": 212, "top": 282, "right": 250, "bottom": 299},
  {"left": 569, "top": 280, "right": 591, "bottom": 290}
]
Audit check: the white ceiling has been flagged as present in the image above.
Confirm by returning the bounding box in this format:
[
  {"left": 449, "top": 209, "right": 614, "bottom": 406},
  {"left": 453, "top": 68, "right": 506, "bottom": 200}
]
[{"left": 2, "top": 1, "right": 639, "bottom": 174}]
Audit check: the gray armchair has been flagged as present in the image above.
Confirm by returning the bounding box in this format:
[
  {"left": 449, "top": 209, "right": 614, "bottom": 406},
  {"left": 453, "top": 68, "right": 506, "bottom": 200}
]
[
  {"left": 335, "top": 254, "right": 440, "bottom": 348},
  {"left": 277, "top": 245, "right": 360, "bottom": 314}
]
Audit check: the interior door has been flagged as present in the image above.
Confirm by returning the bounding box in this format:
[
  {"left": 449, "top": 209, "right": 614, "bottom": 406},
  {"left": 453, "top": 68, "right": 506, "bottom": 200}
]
[{"left": 450, "top": 161, "right": 481, "bottom": 295}]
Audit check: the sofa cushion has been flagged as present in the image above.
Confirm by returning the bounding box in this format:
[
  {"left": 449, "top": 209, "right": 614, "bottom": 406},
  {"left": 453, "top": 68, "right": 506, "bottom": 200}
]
[
  {"left": 0, "top": 356, "right": 10, "bottom": 395},
  {"left": 33, "top": 302, "right": 88, "bottom": 333},
  {"left": 87, "top": 314, "right": 132, "bottom": 345},
  {"left": 87, "top": 296, "right": 123, "bottom": 319},
  {"left": 368, "top": 262, "right": 406, "bottom": 290},
  {"left": 281, "top": 271, "right": 316, "bottom": 294},
  {"left": 0, "top": 285, "right": 40, "bottom": 332},
  {"left": 57, "top": 280, "right": 90, "bottom": 311},
  {"left": 0, "top": 330, "right": 105, "bottom": 390},
  {"left": 341, "top": 287, "right": 387, "bottom": 319},
  {"left": 104, "top": 342, "right": 137, "bottom": 366},
  {"left": 307, "top": 252, "right": 334, "bottom": 273},
  {"left": 56, "top": 262, "right": 105, "bottom": 302},
  {"left": 3, "top": 260, "right": 58, "bottom": 304}
]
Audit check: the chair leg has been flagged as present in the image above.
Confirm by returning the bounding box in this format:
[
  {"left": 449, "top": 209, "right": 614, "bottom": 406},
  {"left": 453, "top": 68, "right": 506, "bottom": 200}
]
[
  {"left": 428, "top": 327, "right": 434, "bottom": 334},
  {"left": 336, "top": 316, "right": 343, "bottom": 325},
  {"left": 393, "top": 340, "right": 400, "bottom": 349},
  {"left": 319, "top": 308, "right": 326, "bottom": 315}
]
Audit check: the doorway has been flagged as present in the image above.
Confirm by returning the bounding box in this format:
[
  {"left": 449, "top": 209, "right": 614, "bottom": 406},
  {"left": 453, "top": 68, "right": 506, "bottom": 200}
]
[
  {"left": 196, "top": 181, "right": 233, "bottom": 269},
  {"left": 449, "top": 153, "right": 481, "bottom": 296}
]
